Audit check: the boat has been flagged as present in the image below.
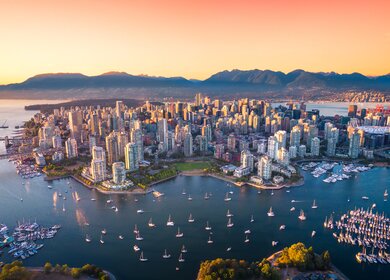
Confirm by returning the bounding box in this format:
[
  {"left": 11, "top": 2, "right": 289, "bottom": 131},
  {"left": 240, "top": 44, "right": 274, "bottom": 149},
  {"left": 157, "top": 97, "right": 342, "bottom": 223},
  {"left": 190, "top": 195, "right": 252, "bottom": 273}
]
[
  {"left": 75, "top": 192, "right": 81, "bottom": 201},
  {"left": 372, "top": 203, "right": 376, "bottom": 209},
  {"left": 229, "top": 191, "right": 234, "bottom": 195},
  {"left": 137, "top": 209, "right": 144, "bottom": 214},
  {"left": 244, "top": 235, "right": 250, "bottom": 243},
  {"left": 133, "top": 224, "right": 139, "bottom": 234},
  {"left": 176, "top": 227, "right": 184, "bottom": 238},
  {"left": 250, "top": 215, "right": 254, "bottom": 223},
  {"left": 181, "top": 245, "right": 187, "bottom": 253},
  {"left": 100, "top": 235, "right": 104, "bottom": 244},
  {"left": 207, "top": 235, "right": 213, "bottom": 244},
  {"left": 119, "top": 235, "right": 124, "bottom": 240},
  {"left": 362, "top": 196, "right": 369, "bottom": 200},
  {"left": 85, "top": 234, "right": 91, "bottom": 243},
  {"left": 188, "top": 194, "right": 193, "bottom": 201},
  {"left": 182, "top": 189, "right": 186, "bottom": 195},
  {"left": 298, "top": 210, "right": 306, "bottom": 221},
  {"left": 166, "top": 215, "right": 174, "bottom": 226},
  {"left": 148, "top": 218, "right": 156, "bottom": 228},
  {"left": 152, "top": 191, "right": 164, "bottom": 198},
  {"left": 227, "top": 218, "right": 234, "bottom": 228},
  {"left": 311, "top": 230, "right": 316, "bottom": 237},
  {"left": 226, "top": 209, "right": 233, "bottom": 217},
  {"left": 91, "top": 198, "right": 96, "bottom": 201},
  {"left": 114, "top": 207, "right": 119, "bottom": 212},
  {"left": 272, "top": 241, "right": 278, "bottom": 246},
  {"left": 244, "top": 229, "right": 251, "bottom": 234},
  {"left": 188, "top": 213, "right": 195, "bottom": 223},
  {"left": 47, "top": 185, "right": 53, "bottom": 189},
  {"left": 106, "top": 199, "right": 113, "bottom": 204},
  {"left": 20, "top": 198, "right": 23, "bottom": 202},
  {"left": 205, "top": 221, "right": 212, "bottom": 231},
  {"left": 267, "top": 207, "right": 275, "bottom": 217},
  {"left": 162, "top": 249, "right": 171, "bottom": 259},
  {"left": 226, "top": 247, "right": 232, "bottom": 252},
  {"left": 311, "top": 200, "right": 318, "bottom": 209},
  {"left": 290, "top": 207, "right": 296, "bottom": 212},
  {"left": 279, "top": 225, "right": 286, "bottom": 230},
  {"left": 135, "top": 232, "right": 144, "bottom": 241},
  {"left": 133, "top": 245, "right": 140, "bottom": 252},
  {"left": 139, "top": 251, "right": 148, "bottom": 262},
  {"left": 271, "top": 190, "right": 274, "bottom": 196},
  {"left": 224, "top": 192, "right": 231, "bottom": 202},
  {"left": 101, "top": 229, "right": 107, "bottom": 235},
  {"left": 204, "top": 192, "right": 209, "bottom": 200},
  {"left": 62, "top": 203, "right": 66, "bottom": 212},
  {"left": 178, "top": 253, "right": 185, "bottom": 262},
  {"left": 384, "top": 189, "right": 388, "bottom": 198},
  {"left": 286, "top": 190, "right": 290, "bottom": 193}
]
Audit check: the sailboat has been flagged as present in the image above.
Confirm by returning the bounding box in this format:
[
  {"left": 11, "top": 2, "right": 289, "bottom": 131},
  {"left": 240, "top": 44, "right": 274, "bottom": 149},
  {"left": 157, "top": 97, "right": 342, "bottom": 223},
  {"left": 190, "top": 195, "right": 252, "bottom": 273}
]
[
  {"left": 207, "top": 235, "right": 213, "bottom": 244},
  {"left": 85, "top": 234, "right": 91, "bottom": 243},
  {"left": 101, "top": 229, "right": 107, "bottom": 235},
  {"left": 224, "top": 192, "right": 231, "bottom": 202},
  {"left": 139, "top": 251, "right": 148, "bottom": 262},
  {"left": 226, "top": 209, "right": 233, "bottom": 217},
  {"left": 311, "top": 230, "right": 316, "bottom": 237},
  {"left": 178, "top": 253, "right": 185, "bottom": 262},
  {"left": 47, "top": 185, "right": 53, "bottom": 189},
  {"left": 75, "top": 192, "right": 81, "bottom": 202},
  {"left": 162, "top": 249, "right": 171, "bottom": 259},
  {"left": 188, "top": 213, "right": 195, "bottom": 223},
  {"left": 181, "top": 245, "right": 187, "bottom": 253},
  {"left": 290, "top": 207, "right": 296, "bottom": 212},
  {"left": 244, "top": 234, "right": 250, "bottom": 243},
  {"left": 136, "top": 232, "right": 144, "bottom": 241},
  {"left": 188, "top": 194, "right": 193, "bottom": 201},
  {"left": 267, "top": 207, "right": 274, "bottom": 217},
  {"left": 204, "top": 192, "right": 209, "bottom": 200},
  {"left": 227, "top": 218, "right": 234, "bottom": 228},
  {"left": 226, "top": 247, "right": 232, "bottom": 252},
  {"left": 279, "top": 225, "right": 286, "bottom": 230},
  {"left": 311, "top": 200, "right": 318, "bottom": 209},
  {"left": 118, "top": 235, "right": 124, "bottom": 240},
  {"left": 134, "top": 224, "right": 139, "bottom": 234},
  {"left": 62, "top": 202, "right": 66, "bottom": 212},
  {"left": 250, "top": 215, "right": 254, "bottom": 223},
  {"left": 100, "top": 235, "right": 104, "bottom": 244},
  {"left": 271, "top": 190, "right": 274, "bottom": 196},
  {"left": 148, "top": 218, "right": 156, "bottom": 228},
  {"left": 182, "top": 189, "right": 186, "bottom": 195},
  {"left": 176, "top": 227, "right": 184, "bottom": 238},
  {"left": 136, "top": 209, "right": 144, "bottom": 214},
  {"left": 114, "top": 207, "right": 119, "bottom": 212},
  {"left": 384, "top": 189, "right": 388, "bottom": 198},
  {"left": 298, "top": 210, "right": 306, "bottom": 221},
  {"left": 133, "top": 245, "right": 140, "bottom": 252},
  {"left": 205, "top": 221, "right": 212, "bottom": 231},
  {"left": 272, "top": 241, "right": 278, "bottom": 246},
  {"left": 166, "top": 215, "right": 174, "bottom": 226}
]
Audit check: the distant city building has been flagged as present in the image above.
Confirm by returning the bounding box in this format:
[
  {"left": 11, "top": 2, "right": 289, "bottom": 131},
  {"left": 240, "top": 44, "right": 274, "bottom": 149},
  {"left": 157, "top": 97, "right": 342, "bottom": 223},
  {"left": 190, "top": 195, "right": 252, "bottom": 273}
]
[
  {"left": 112, "top": 162, "right": 126, "bottom": 184},
  {"left": 106, "top": 133, "right": 119, "bottom": 165},
  {"left": 240, "top": 150, "right": 254, "bottom": 171},
  {"left": 125, "top": 142, "right": 139, "bottom": 171},
  {"left": 65, "top": 138, "right": 78, "bottom": 158},
  {"left": 267, "top": 136, "right": 278, "bottom": 160},
  {"left": 258, "top": 155, "right": 272, "bottom": 180},
  {"left": 184, "top": 132, "right": 193, "bottom": 157},
  {"left": 310, "top": 137, "right": 320, "bottom": 156}
]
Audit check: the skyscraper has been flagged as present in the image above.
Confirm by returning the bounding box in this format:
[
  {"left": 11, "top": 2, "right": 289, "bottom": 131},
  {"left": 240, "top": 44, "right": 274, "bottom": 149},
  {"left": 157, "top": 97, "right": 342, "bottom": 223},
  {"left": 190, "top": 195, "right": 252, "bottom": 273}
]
[
  {"left": 289, "top": 126, "right": 301, "bottom": 148},
  {"left": 274, "top": 130, "right": 287, "bottom": 149},
  {"left": 157, "top": 118, "right": 168, "bottom": 151},
  {"left": 195, "top": 93, "right": 202, "bottom": 107},
  {"left": 106, "top": 133, "right": 119, "bottom": 165},
  {"left": 258, "top": 155, "right": 272, "bottom": 180},
  {"left": 91, "top": 146, "right": 106, "bottom": 182},
  {"left": 310, "top": 137, "right": 320, "bottom": 156},
  {"left": 267, "top": 136, "right": 278, "bottom": 160},
  {"left": 68, "top": 110, "right": 83, "bottom": 142},
  {"left": 131, "top": 128, "right": 144, "bottom": 162},
  {"left": 65, "top": 138, "right": 78, "bottom": 158},
  {"left": 184, "top": 132, "right": 193, "bottom": 157},
  {"left": 124, "top": 142, "right": 139, "bottom": 171},
  {"left": 112, "top": 162, "right": 126, "bottom": 184},
  {"left": 348, "top": 130, "right": 361, "bottom": 159}
]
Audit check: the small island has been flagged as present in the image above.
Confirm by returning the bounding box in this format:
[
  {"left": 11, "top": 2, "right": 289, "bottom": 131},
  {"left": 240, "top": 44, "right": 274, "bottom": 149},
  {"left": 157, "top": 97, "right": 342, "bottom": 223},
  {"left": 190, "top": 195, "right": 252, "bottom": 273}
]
[{"left": 197, "top": 243, "right": 348, "bottom": 280}]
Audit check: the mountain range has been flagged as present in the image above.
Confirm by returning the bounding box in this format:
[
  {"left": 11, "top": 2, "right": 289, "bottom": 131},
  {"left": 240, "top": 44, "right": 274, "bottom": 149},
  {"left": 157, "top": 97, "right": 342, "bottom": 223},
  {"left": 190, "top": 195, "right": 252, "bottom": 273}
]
[{"left": 1, "top": 69, "right": 389, "bottom": 100}]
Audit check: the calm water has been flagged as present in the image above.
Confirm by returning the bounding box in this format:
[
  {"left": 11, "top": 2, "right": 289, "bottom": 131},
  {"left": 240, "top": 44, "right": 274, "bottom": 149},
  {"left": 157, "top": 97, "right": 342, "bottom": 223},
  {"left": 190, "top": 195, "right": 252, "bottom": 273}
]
[
  {"left": 0, "top": 101, "right": 389, "bottom": 280},
  {"left": 0, "top": 160, "right": 389, "bottom": 280}
]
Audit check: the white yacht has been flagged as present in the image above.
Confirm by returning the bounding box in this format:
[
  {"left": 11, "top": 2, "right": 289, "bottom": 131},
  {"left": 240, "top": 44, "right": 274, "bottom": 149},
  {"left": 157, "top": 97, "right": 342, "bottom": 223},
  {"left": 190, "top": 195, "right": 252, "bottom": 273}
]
[
  {"left": 298, "top": 210, "right": 306, "bottom": 221},
  {"left": 47, "top": 185, "right": 53, "bottom": 189},
  {"left": 176, "top": 227, "right": 184, "bottom": 238},
  {"left": 311, "top": 230, "right": 316, "bottom": 237},
  {"left": 182, "top": 189, "right": 186, "bottom": 195},
  {"left": 137, "top": 209, "right": 144, "bottom": 214},
  {"left": 205, "top": 221, "right": 212, "bottom": 231},
  {"left": 362, "top": 196, "right": 369, "bottom": 200},
  {"left": 272, "top": 241, "right": 278, "bottom": 246},
  {"left": 279, "top": 225, "right": 286, "bottom": 230},
  {"left": 224, "top": 192, "right": 231, "bottom": 202},
  {"left": 250, "top": 215, "right": 255, "bottom": 223},
  {"left": 227, "top": 218, "right": 234, "bottom": 228},
  {"left": 244, "top": 229, "right": 251, "bottom": 234},
  {"left": 91, "top": 198, "right": 96, "bottom": 201},
  {"left": 290, "top": 207, "right": 296, "bottom": 212},
  {"left": 139, "top": 251, "right": 148, "bottom": 262},
  {"left": 166, "top": 215, "right": 174, "bottom": 226},
  {"left": 204, "top": 192, "right": 209, "bottom": 200},
  {"left": 244, "top": 235, "right": 250, "bottom": 243},
  {"left": 100, "top": 235, "right": 104, "bottom": 244},
  {"left": 181, "top": 245, "right": 187, "bottom": 253},
  {"left": 188, "top": 194, "right": 193, "bottom": 201},
  {"left": 133, "top": 245, "right": 140, "bottom": 252},
  {"left": 133, "top": 224, "right": 139, "bottom": 234},
  {"left": 311, "top": 200, "right": 318, "bottom": 209},
  {"left": 188, "top": 213, "right": 195, "bottom": 223},
  {"left": 207, "top": 235, "right": 213, "bottom": 244},
  {"left": 101, "top": 229, "right": 107, "bottom": 235},
  {"left": 226, "top": 247, "right": 232, "bottom": 252},
  {"left": 85, "top": 234, "right": 91, "bottom": 243},
  {"left": 135, "top": 232, "right": 144, "bottom": 241},
  {"left": 118, "top": 235, "right": 124, "bottom": 240},
  {"left": 226, "top": 209, "right": 233, "bottom": 217},
  {"left": 178, "top": 253, "right": 185, "bottom": 262},
  {"left": 267, "top": 207, "right": 275, "bottom": 217},
  {"left": 384, "top": 189, "right": 388, "bottom": 198},
  {"left": 162, "top": 249, "right": 171, "bottom": 259}
]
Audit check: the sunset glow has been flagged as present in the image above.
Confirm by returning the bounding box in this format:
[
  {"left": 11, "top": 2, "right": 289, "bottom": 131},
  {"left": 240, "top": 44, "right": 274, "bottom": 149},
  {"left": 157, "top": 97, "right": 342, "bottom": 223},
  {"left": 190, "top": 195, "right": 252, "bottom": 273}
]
[{"left": 0, "top": 0, "right": 389, "bottom": 84}]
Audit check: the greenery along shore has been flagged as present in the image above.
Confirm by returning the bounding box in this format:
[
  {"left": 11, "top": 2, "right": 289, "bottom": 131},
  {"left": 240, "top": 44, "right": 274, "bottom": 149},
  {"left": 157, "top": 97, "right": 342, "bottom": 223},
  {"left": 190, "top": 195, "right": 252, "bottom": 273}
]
[
  {"left": 197, "top": 243, "right": 333, "bottom": 280},
  {"left": 0, "top": 261, "right": 112, "bottom": 280}
]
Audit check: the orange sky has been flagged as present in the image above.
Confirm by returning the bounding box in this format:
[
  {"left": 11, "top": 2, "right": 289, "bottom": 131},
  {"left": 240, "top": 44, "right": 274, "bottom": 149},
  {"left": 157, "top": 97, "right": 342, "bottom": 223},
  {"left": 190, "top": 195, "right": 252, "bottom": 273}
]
[{"left": 0, "top": 0, "right": 389, "bottom": 84}]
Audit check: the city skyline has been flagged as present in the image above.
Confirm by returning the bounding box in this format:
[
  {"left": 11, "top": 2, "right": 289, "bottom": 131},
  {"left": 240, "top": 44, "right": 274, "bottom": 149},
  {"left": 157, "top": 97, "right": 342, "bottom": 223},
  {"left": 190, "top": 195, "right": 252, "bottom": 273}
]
[{"left": 1, "top": 0, "right": 389, "bottom": 84}]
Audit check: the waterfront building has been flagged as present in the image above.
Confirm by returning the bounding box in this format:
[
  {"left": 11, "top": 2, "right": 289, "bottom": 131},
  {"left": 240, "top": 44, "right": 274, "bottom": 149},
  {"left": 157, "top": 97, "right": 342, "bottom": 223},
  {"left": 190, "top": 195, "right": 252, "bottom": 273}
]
[
  {"left": 91, "top": 159, "right": 106, "bottom": 182},
  {"left": 276, "top": 147, "right": 289, "bottom": 165},
  {"left": 240, "top": 150, "right": 254, "bottom": 171},
  {"left": 52, "top": 151, "right": 64, "bottom": 162},
  {"left": 89, "top": 135, "right": 96, "bottom": 154},
  {"left": 298, "top": 145, "right": 306, "bottom": 158},
  {"left": 65, "top": 138, "right": 78, "bottom": 158},
  {"left": 112, "top": 162, "right": 126, "bottom": 184},
  {"left": 125, "top": 142, "right": 139, "bottom": 171},
  {"left": 274, "top": 130, "right": 287, "bottom": 149},
  {"left": 258, "top": 155, "right": 272, "bottom": 180},
  {"left": 117, "top": 132, "right": 128, "bottom": 158},
  {"left": 289, "top": 146, "right": 297, "bottom": 159},
  {"left": 214, "top": 144, "right": 224, "bottom": 159},
  {"left": 348, "top": 130, "right": 361, "bottom": 159},
  {"left": 310, "top": 137, "right": 320, "bottom": 156}
]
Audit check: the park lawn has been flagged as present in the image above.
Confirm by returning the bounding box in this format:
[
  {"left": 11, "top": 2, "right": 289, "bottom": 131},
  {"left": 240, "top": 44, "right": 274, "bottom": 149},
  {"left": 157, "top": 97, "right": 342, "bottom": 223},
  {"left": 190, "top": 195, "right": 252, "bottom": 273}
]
[{"left": 174, "top": 161, "right": 211, "bottom": 171}]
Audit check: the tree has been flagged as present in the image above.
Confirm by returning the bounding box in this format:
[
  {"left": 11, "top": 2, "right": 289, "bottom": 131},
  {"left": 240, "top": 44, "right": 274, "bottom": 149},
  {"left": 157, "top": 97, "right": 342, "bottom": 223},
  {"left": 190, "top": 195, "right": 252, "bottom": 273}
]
[
  {"left": 322, "top": 251, "right": 331, "bottom": 269},
  {"left": 70, "top": 268, "right": 81, "bottom": 279},
  {"left": 61, "top": 264, "right": 69, "bottom": 275},
  {"left": 43, "top": 262, "right": 52, "bottom": 274}
]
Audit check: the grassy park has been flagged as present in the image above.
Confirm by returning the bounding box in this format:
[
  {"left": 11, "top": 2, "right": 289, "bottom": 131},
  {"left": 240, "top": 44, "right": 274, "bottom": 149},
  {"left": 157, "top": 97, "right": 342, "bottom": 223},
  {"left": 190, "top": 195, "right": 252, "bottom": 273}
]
[{"left": 173, "top": 161, "right": 212, "bottom": 171}]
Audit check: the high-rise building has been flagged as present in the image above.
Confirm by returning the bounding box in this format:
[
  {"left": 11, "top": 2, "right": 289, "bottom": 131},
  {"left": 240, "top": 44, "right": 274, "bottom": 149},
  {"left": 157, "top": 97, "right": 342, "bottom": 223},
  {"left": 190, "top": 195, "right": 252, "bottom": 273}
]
[
  {"left": 195, "top": 93, "right": 202, "bottom": 107},
  {"left": 89, "top": 135, "right": 96, "bottom": 153},
  {"left": 289, "top": 126, "right": 301, "bottom": 148},
  {"left": 258, "top": 155, "right": 272, "bottom": 180},
  {"left": 184, "top": 132, "right": 193, "bottom": 157},
  {"left": 348, "top": 130, "right": 361, "bottom": 159},
  {"left": 240, "top": 150, "right": 254, "bottom": 171},
  {"left": 348, "top": 105, "right": 358, "bottom": 117},
  {"left": 274, "top": 130, "right": 287, "bottom": 149},
  {"left": 124, "top": 142, "right": 139, "bottom": 171},
  {"left": 52, "top": 135, "right": 62, "bottom": 149},
  {"left": 117, "top": 132, "right": 128, "bottom": 158},
  {"left": 298, "top": 145, "right": 306, "bottom": 158},
  {"left": 131, "top": 129, "right": 144, "bottom": 162},
  {"left": 116, "top": 101, "right": 123, "bottom": 130},
  {"left": 91, "top": 159, "right": 106, "bottom": 182},
  {"left": 289, "top": 146, "right": 297, "bottom": 159},
  {"left": 214, "top": 144, "right": 224, "bottom": 159},
  {"left": 90, "top": 112, "right": 99, "bottom": 135},
  {"left": 227, "top": 134, "right": 236, "bottom": 151},
  {"left": 267, "top": 136, "right": 278, "bottom": 159},
  {"left": 65, "top": 138, "right": 78, "bottom": 158},
  {"left": 112, "top": 162, "right": 126, "bottom": 184},
  {"left": 310, "top": 137, "right": 320, "bottom": 156},
  {"left": 157, "top": 118, "right": 169, "bottom": 151},
  {"left": 106, "top": 133, "right": 119, "bottom": 165},
  {"left": 68, "top": 110, "right": 83, "bottom": 142},
  {"left": 276, "top": 147, "right": 289, "bottom": 165}
]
